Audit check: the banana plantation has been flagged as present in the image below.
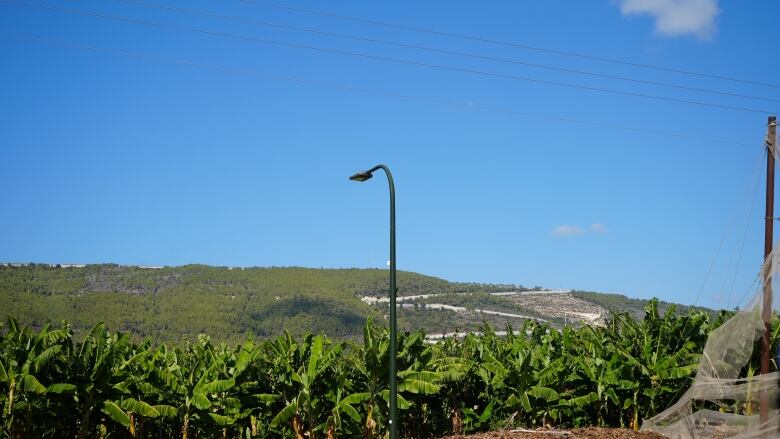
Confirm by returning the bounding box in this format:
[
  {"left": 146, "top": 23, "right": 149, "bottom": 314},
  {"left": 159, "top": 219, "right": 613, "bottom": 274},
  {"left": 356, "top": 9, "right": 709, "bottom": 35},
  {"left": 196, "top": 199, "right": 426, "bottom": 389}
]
[{"left": 0, "top": 302, "right": 774, "bottom": 438}]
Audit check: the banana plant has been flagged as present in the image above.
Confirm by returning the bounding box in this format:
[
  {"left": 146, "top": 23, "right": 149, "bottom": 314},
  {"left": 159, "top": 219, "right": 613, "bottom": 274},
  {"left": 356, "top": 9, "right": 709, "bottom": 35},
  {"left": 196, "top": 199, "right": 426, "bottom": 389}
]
[
  {"left": 68, "top": 322, "right": 142, "bottom": 438},
  {"left": 609, "top": 303, "right": 701, "bottom": 429},
  {"left": 104, "top": 339, "right": 177, "bottom": 438},
  {"left": 270, "top": 334, "right": 343, "bottom": 439},
  {"left": 344, "top": 320, "right": 442, "bottom": 438},
  {"left": 431, "top": 351, "right": 474, "bottom": 434},
  {"left": 0, "top": 318, "right": 74, "bottom": 438},
  {"left": 323, "top": 371, "right": 362, "bottom": 439},
  {"left": 145, "top": 336, "right": 237, "bottom": 439}
]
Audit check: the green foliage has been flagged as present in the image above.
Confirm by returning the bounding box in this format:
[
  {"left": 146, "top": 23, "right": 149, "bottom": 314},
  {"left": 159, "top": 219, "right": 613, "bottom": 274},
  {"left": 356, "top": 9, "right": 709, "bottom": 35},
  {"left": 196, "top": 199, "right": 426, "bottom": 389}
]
[
  {"left": 1, "top": 265, "right": 709, "bottom": 345},
  {"left": 0, "top": 265, "right": 524, "bottom": 344},
  {"left": 1, "top": 303, "right": 773, "bottom": 438}
]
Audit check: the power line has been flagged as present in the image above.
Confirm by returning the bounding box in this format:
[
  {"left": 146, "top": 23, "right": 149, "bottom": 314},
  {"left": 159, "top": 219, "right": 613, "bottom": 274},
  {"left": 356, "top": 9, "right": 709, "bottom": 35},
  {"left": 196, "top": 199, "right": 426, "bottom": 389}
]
[
  {"left": 0, "top": 31, "right": 760, "bottom": 149},
  {"left": 236, "top": 0, "right": 780, "bottom": 90},
  {"left": 2, "top": 0, "right": 774, "bottom": 115},
  {"left": 683, "top": 149, "right": 764, "bottom": 321},
  {"left": 736, "top": 274, "right": 761, "bottom": 311},
  {"left": 726, "top": 150, "right": 765, "bottom": 308},
  {"left": 113, "top": 0, "right": 780, "bottom": 105}
]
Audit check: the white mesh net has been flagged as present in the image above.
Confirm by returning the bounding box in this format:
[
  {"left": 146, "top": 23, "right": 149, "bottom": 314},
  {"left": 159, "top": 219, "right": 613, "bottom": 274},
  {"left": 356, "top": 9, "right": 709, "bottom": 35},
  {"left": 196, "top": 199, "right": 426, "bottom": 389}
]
[{"left": 642, "top": 246, "right": 780, "bottom": 438}]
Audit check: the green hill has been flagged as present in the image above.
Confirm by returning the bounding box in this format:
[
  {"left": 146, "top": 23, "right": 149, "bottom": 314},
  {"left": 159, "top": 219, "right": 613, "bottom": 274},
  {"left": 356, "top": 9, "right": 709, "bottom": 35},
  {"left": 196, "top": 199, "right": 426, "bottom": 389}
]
[
  {"left": 0, "top": 264, "right": 518, "bottom": 342},
  {"left": 0, "top": 264, "right": 709, "bottom": 342}
]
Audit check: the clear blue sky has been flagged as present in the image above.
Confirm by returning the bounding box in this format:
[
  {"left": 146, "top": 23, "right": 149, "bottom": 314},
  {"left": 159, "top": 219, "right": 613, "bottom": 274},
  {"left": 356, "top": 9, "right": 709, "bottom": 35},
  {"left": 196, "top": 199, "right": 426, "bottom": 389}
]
[{"left": 1, "top": 0, "right": 777, "bottom": 309}]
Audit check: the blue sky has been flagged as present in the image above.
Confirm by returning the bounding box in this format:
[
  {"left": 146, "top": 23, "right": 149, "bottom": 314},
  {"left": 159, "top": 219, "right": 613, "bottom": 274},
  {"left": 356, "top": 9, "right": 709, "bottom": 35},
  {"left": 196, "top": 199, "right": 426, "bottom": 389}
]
[{"left": 0, "top": 0, "right": 777, "bottom": 309}]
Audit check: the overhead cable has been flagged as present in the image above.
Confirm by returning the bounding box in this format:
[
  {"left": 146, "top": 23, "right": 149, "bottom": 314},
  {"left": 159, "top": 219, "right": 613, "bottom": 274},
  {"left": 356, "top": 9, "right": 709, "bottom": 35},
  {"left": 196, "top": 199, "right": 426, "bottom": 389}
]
[
  {"left": 0, "top": 31, "right": 760, "bottom": 150},
  {"left": 114, "top": 0, "right": 780, "bottom": 105},
  {"left": 1, "top": 0, "right": 774, "bottom": 115},
  {"left": 236, "top": 0, "right": 780, "bottom": 89}
]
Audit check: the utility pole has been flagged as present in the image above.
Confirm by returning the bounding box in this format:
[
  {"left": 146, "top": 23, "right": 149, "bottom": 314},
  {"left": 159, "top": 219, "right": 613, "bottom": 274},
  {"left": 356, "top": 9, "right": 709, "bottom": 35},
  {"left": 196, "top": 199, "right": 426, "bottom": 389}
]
[{"left": 761, "top": 115, "right": 776, "bottom": 428}]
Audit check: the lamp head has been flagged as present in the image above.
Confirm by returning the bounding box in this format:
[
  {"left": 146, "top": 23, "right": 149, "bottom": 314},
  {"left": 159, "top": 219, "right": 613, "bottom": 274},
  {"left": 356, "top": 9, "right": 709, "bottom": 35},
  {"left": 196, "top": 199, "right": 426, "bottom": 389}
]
[{"left": 349, "top": 171, "right": 373, "bottom": 182}]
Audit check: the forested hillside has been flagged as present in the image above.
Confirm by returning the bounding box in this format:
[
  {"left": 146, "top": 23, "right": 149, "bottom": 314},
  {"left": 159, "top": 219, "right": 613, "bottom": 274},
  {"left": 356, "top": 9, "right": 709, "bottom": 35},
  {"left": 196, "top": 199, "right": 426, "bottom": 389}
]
[
  {"left": 0, "top": 264, "right": 519, "bottom": 342},
  {"left": 0, "top": 264, "right": 708, "bottom": 342}
]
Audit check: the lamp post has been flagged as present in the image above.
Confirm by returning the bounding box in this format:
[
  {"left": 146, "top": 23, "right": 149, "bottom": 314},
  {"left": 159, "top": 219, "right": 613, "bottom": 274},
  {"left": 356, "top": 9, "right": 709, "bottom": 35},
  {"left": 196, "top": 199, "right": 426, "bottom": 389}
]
[{"left": 349, "top": 164, "right": 397, "bottom": 439}]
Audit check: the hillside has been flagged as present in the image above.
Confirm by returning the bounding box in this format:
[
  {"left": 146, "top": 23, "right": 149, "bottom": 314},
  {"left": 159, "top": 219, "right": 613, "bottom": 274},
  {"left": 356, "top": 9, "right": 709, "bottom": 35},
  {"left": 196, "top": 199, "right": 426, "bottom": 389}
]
[{"left": 0, "top": 264, "right": 709, "bottom": 342}]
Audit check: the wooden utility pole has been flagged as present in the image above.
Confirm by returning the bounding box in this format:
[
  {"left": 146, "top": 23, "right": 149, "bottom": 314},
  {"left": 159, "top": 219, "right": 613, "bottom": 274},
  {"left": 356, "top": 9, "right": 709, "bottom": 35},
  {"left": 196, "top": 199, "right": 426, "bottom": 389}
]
[{"left": 761, "top": 115, "right": 776, "bottom": 427}]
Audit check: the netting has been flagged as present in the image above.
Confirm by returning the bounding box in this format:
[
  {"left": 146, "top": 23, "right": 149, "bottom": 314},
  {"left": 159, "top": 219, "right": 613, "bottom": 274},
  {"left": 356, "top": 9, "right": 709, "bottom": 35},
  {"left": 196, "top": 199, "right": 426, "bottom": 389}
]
[{"left": 641, "top": 246, "right": 780, "bottom": 438}]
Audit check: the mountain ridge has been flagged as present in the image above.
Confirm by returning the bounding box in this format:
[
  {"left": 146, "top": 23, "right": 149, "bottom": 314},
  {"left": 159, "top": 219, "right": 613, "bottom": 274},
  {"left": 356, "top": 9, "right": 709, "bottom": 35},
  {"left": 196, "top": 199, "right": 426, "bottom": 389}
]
[{"left": 0, "top": 263, "right": 711, "bottom": 342}]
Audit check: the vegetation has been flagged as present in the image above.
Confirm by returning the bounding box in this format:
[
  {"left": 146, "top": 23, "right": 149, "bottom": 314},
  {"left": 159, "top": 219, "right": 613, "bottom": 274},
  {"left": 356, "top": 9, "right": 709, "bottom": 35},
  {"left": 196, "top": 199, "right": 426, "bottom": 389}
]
[
  {"left": 396, "top": 307, "right": 532, "bottom": 336},
  {"left": 0, "top": 264, "right": 512, "bottom": 342},
  {"left": 0, "top": 265, "right": 702, "bottom": 343},
  {"left": 1, "top": 301, "right": 773, "bottom": 438},
  {"left": 570, "top": 291, "right": 715, "bottom": 321}
]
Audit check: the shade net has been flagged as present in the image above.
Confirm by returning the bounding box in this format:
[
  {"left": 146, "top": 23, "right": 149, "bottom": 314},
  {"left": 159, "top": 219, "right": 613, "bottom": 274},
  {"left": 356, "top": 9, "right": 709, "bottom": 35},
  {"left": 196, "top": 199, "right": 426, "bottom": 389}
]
[{"left": 642, "top": 244, "right": 780, "bottom": 438}]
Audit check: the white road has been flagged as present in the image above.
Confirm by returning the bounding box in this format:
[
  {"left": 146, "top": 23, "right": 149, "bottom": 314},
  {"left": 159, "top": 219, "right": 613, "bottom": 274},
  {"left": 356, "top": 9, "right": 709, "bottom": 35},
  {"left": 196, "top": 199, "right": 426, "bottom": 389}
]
[{"left": 359, "top": 289, "right": 571, "bottom": 305}]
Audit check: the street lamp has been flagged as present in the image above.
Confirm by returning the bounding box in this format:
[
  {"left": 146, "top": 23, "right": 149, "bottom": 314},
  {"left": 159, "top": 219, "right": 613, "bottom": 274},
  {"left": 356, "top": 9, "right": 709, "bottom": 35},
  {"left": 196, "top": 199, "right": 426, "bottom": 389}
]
[{"left": 349, "top": 164, "right": 398, "bottom": 439}]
